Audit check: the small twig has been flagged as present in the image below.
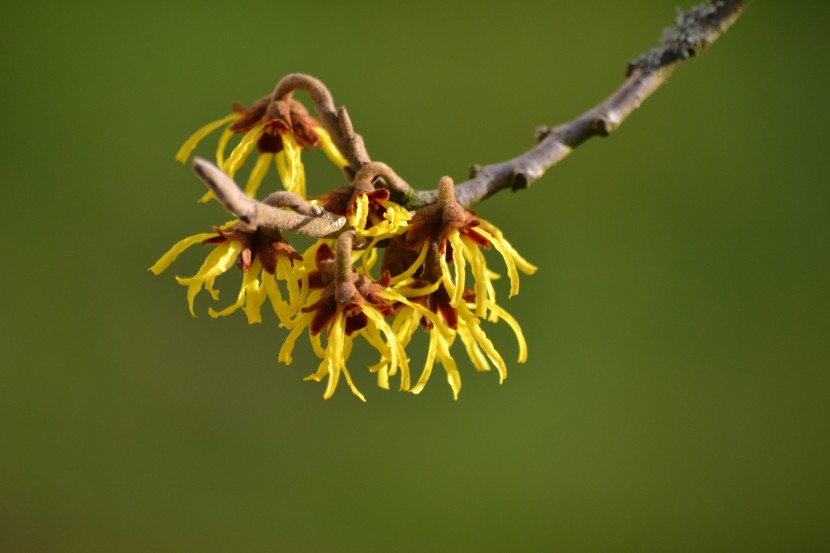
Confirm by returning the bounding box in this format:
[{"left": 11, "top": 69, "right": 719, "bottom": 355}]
[
  {"left": 407, "top": 0, "right": 749, "bottom": 208},
  {"left": 192, "top": 158, "right": 346, "bottom": 238},
  {"left": 352, "top": 162, "right": 416, "bottom": 203},
  {"left": 262, "top": 191, "right": 324, "bottom": 217},
  {"left": 187, "top": 0, "right": 748, "bottom": 239},
  {"left": 334, "top": 231, "right": 361, "bottom": 304},
  {"left": 271, "top": 74, "right": 370, "bottom": 174}
]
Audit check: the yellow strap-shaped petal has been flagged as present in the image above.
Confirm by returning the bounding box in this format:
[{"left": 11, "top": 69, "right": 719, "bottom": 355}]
[
  {"left": 456, "top": 320, "right": 491, "bottom": 374},
  {"left": 244, "top": 153, "right": 272, "bottom": 198},
  {"left": 458, "top": 302, "right": 507, "bottom": 383},
  {"left": 447, "top": 230, "right": 467, "bottom": 307},
  {"left": 348, "top": 193, "right": 369, "bottom": 233},
  {"left": 276, "top": 256, "right": 302, "bottom": 314},
  {"left": 278, "top": 312, "right": 314, "bottom": 365},
  {"left": 215, "top": 125, "right": 236, "bottom": 167},
  {"left": 461, "top": 238, "right": 491, "bottom": 318},
  {"left": 391, "top": 307, "right": 420, "bottom": 349},
  {"left": 207, "top": 258, "right": 266, "bottom": 324},
  {"left": 223, "top": 126, "right": 264, "bottom": 179},
  {"left": 313, "top": 125, "right": 350, "bottom": 168},
  {"left": 263, "top": 271, "right": 292, "bottom": 324},
  {"left": 175, "top": 241, "right": 243, "bottom": 316},
  {"left": 364, "top": 307, "right": 410, "bottom": 391},
  {"left": 321, "top": 312, "right": 345, "bottom": 399},
  {"left": 275, "top": 133, "right": 306, "bottom": 197},
  {"left": 479, "top": 219, "right": 538, "bottom": 275},
  {"left": 175, "top": 113, "right": 238, "bottom": 163},
  {"left": 340, "top": 364, "right": 366, "bottom": 402},
  {"left": 309, "top": 331, "right": 326, "bottom": 359},
  {"left": 389, "top": 241, "right": 429, "bottom": 285},
  {"left": 410, "top": 332, "right": 439, "bottom": 395},
  {"left": 436, "top": 333, "right": 462, "bottom": 400},
  {"left": 382, "top": 292, "right": 453, "bottom": 339},
  {"left": 476, "top": 227, "right": 520, "bottom": 298},
  {"left": 149, "top": 232, "right": 217, "bottom": 275},
  {"left": 175, "top": 240, "right": 242, "bottom": 287},
  {"left": 487, "top": 301, "right": 528, "bottom": 363},
  {"left": 391, "top": 279, "right": 441, "bottom": 298}
]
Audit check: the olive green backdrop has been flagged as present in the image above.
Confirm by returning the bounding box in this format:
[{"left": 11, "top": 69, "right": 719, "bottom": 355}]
[{"left": 2, "top": 1, "right": 828, "bottom": 551}]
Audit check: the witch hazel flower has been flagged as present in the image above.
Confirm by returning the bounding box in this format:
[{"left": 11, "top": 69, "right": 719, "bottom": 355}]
[{"left": 152, "top": 73, "right": 536, "bottom": 401}]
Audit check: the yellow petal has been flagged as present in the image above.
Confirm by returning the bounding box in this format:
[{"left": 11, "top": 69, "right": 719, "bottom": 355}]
[
  {"left": 476, "top": 227, "right": 520, "bottom": 298},
  {"left": 461, "top": 237, "right": 491, "bottom": 318},
  {"left": 436, "top": 334, "right": 462, "bottom": 400},
  {"left": 276, "top": 256, "right": 302, "bottom": 314},
  {"left": 313, "top": 125, "right": 350, "bottom": 168},
  {"left": 487, "top": 301, "right": 528, "bottom": 363},
  {"left": 175, "top": 241, "right": 243, "bottom": 316},
  {"left": 175, "top": 113, "right": 238, "bottom": 163},
  {"left": 244, "top": 153, "right": 272, "bottom": 198},
  {"left": 279, "top": 312, "right": 314, "bottom": 365},
  {"left": 223, "top": 126, "right": 264, "bottom": 179},
  {"left": 215, "top": 125, "right": 236, "bottom": 167},
  {"left": 390, "top": 278, "right": 442, "bottom": 299},
  {"left": 479, "top": 219, "right": 538, "bottom": 275},
  {"left": 410, "top": 332, "right": 438, "bottom": 395},
  {"left": 321, "top": 312, "right": 345, "bottom": 399},
  {"left": 389, "top": 241, "right": 429, "bottom": 285},
  {"left": 384, "top": 292, "right": 453, "bottom": 339},
  {"left": 263, "top": 272, "right": 292, "bottom": 324},
  {"left": 175, "top": 240, "right": 243, "bottom": 287},
  {"left": 456, "top": 321, "right": 491, "bottom": 373},
  {"left": 149, "top": 232, "right": 217, "bottom": 275},
  {"left": 392, "top": 307, "right": 421, "bottom": 349},
  {"left": 458, "top": 303, "right": 507, "bottom": 383},
  {"left": 348, "top": 193, "right": 369, "bottom": 233},
  {"left": 208, "top": 258, "right": 264, "bottom": 323},
  {"left": 360, "top": 241, "right": 379, "bottom": 275},
  {"left": 364, "top": 307, "right": 409, "bottom": 391},
  {"left": 276, "top": 133, "right": 306, "bottom": 197},
  {"left": 439, "top": 245, "right": 457, "bottom": 299},
  {"left": 340, "top": 364, "right": 366, "bottom": 402},
  {"left": 309, "top": 331, "right": 326, "bottom": 359},
  {"left": 447, "top": 230, "right": 467, "bottom": 307},
  {"left": 241, "top": 260, "right": 267, "bottom": 324}
]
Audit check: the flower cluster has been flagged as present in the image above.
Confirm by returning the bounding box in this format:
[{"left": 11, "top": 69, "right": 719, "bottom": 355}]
[{"left": 152, "top": 89, "right": 536, "bottom": 401}]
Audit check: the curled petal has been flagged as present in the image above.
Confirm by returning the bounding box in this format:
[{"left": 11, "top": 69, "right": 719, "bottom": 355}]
[
  {"left": 479, "top": 220, "right": 538, "bottom": 275},
  {"left": 389, "top": 241, "right": 429, "bottom": 285},
  {"left": 475, "top": 227, "right": 520, "bottom": 298},
  {"left": 149, "top": 232, "right": 218, "bottom": 275},
  {"left": 175, "top": 113, "right": 238, "bottom": 163},
  {"left": 275, "top": 133, "right": 306, "bottom": 197},
  {"left": 175, "top": 240, "right": 244, "bottom": 317},
  {"left": 244, "top": 153, "right": 272, "bottom": 198},
  {"left": 314, "top": 125, "right": 350, "bottom": 168},
  {"left": 223, "top": 126, "right": 265, "bottom": 179},
  {"left": 487, "top": 301, "right": 528, "bottom": 363}
]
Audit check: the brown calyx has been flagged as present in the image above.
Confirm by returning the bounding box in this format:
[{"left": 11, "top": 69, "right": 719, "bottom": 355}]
[
  {"left": 302, "top": 243, "right": 395, "bottom": 336},
  {"left": 229, "top": 95, "right": 323, "bottom": 153},
  {"left": 404, "top": 176, "right": 487, "bottom": 252},
  {"left": 202, "top": 223, "right": 301, "bottom": 274},
  {"left": 314, "top": 175, "right": 390, "bottom": 228}
]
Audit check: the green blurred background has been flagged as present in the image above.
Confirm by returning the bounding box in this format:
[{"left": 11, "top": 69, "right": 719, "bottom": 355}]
[{"left": 2, "top": 1, "right": 829, "bottom": 551}]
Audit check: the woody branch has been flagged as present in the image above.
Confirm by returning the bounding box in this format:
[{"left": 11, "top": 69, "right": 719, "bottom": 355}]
[{"left": 194, "top": 0, "right": 749, "bottom": 237}]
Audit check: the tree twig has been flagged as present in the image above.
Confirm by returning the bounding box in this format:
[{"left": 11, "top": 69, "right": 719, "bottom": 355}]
[
  {"left": 190, "top": 0, "right": 749, "bottom": 237},
  {"left": 192, "top": 158, "right": 347, "bottom": 238},
  {"left": 407, "top": 0, "right": 750, "bottom": 208},
  {"left": 271, "top": 73, "right": 370, "bottom": 175}
]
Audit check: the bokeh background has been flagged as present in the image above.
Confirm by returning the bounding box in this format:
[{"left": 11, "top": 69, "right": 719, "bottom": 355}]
[{"left": 2, "top": 1, "right": 828, "bottom": 551}]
